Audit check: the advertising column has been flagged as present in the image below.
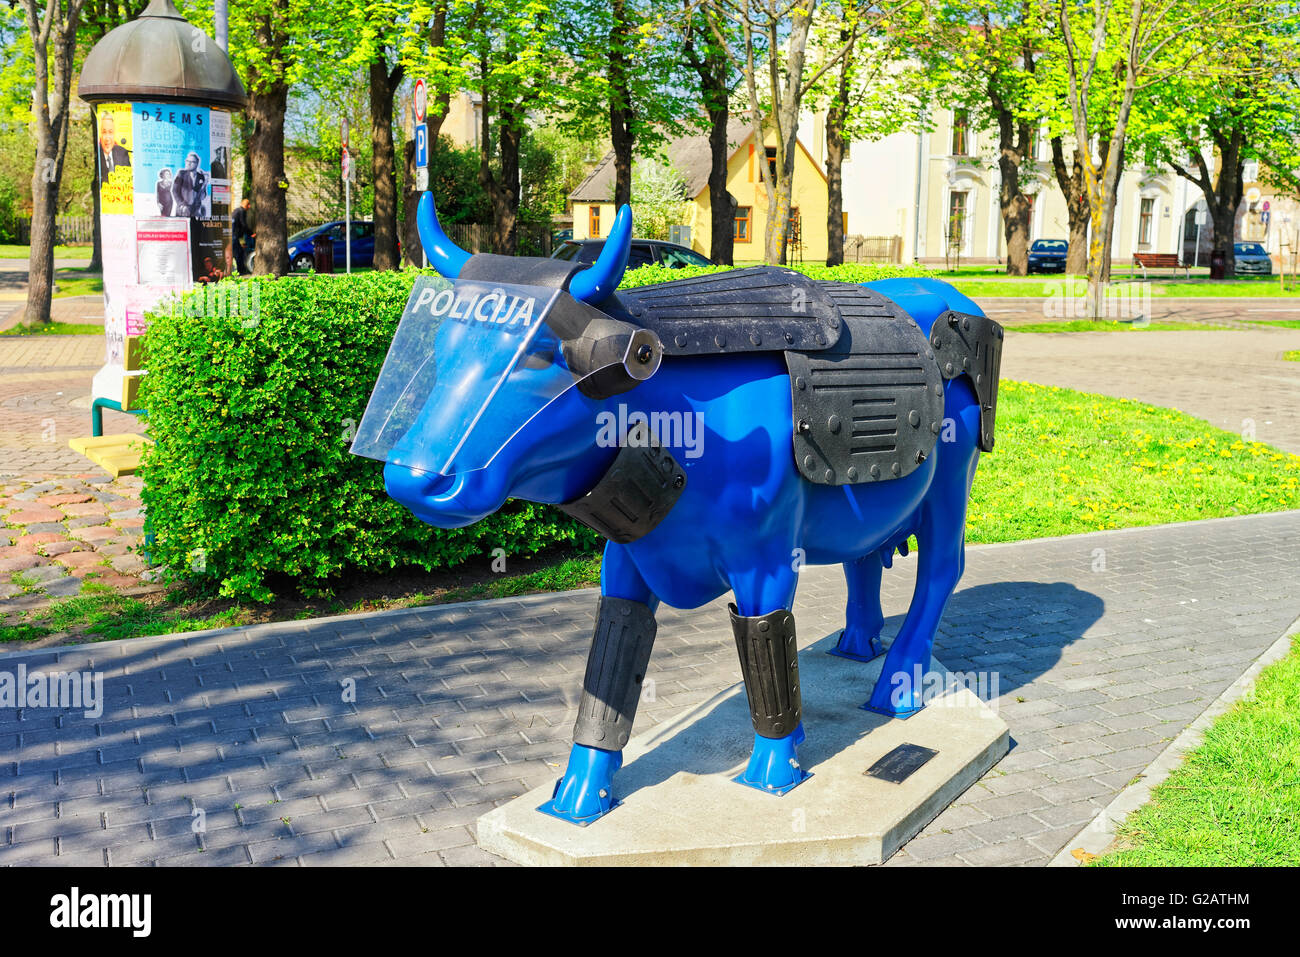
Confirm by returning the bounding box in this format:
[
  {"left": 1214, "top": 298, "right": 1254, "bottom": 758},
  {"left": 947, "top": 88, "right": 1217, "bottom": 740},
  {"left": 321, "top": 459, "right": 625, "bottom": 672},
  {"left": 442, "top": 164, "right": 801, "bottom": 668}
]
[{"left": 92, "top": 101, "right": 234, "bottom": 408}]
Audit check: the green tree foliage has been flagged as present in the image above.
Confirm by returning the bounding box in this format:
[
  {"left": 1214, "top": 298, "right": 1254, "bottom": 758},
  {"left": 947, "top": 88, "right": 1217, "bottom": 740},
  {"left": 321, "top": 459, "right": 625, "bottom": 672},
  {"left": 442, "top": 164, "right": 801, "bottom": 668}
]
[
  {"left": 1130, "top": 0, "right": 1300, "bottom": 274},
  {"left": 630, "top": 156, "right": 687, "bottom": 239},
  {"left": 557, "top": 0, "right": 695, "bottom": 207}
]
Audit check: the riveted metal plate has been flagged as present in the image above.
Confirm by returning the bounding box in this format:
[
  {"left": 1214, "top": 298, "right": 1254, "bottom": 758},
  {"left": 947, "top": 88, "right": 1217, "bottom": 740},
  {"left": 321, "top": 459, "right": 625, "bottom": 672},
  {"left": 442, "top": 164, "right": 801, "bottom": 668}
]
[
  {"left": 608, "top": 266, "right": 843, "bottom": 356},
  {"left": 929, "top": 310, "right": 1004, "bottom": 452},
  {"left": 865, "top": 743, "right": 938, "bottom": 783},
  {"left": 785, "top": 284, "right": 943, "bottom": 486}
]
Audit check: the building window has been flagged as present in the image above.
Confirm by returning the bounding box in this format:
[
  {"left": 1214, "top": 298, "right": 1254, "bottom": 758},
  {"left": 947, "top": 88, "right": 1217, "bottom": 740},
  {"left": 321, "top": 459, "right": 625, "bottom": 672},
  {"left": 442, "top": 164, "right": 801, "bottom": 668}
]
[
  {"left": 1139, "top": 197, "right": 1154, "bottom": 246},
  {"left": 734, "top": 206, "right": 752, "bottom": 242},
  {"left": 766, "top": 146, "right": 778, "bottom": 183},
  {"left": 951, "top": 110, "right": 970, "bottom": 157},
  {"left": 947, "top": 191, "right": 969, "bottom": 247},
  {"left": 589, "top": 205, "right": 601, "bottom": 239}
]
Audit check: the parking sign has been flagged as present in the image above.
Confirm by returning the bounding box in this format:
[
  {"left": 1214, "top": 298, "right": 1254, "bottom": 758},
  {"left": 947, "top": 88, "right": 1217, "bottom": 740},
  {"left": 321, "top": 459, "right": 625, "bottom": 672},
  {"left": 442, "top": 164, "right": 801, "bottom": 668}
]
[{"left": 415, "top": 123, "right": 428, "bottom": 169}]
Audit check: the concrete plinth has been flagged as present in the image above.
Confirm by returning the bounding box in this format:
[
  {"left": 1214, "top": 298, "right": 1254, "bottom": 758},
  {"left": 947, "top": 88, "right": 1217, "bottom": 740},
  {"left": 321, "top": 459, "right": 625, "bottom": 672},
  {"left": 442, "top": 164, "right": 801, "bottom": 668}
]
[{"left": 477, "top": 632, "right": 1009, "bottom": 866}]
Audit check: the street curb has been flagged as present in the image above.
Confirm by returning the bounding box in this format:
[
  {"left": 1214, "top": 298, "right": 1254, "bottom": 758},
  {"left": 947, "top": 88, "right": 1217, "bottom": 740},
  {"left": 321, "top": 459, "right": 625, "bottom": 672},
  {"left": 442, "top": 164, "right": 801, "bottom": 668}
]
[{"left": 1048, "top": 612, "right": 1300, "bottom": 866}]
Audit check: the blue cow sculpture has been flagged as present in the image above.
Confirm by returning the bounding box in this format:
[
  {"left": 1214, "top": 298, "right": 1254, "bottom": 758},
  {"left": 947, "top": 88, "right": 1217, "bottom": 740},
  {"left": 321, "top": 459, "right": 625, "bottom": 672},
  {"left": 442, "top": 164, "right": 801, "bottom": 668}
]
[{"left": 353, "top": 194, "right": 1003, "bottom": 825}]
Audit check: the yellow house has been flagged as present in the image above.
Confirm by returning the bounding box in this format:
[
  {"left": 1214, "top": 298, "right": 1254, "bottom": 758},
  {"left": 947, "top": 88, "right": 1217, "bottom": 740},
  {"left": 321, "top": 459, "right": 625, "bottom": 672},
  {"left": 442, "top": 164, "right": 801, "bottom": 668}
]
[{"left": 569, "top": 118, "right": 831, "bottom": 263}]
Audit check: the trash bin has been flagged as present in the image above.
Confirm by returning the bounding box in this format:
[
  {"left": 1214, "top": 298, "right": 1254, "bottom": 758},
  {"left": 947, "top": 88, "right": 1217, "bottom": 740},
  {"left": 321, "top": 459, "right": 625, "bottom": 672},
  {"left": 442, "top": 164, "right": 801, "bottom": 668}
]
[
  {"left": 1209, "top": 248, "right": 1226, "bottom": 280},
  {"left": 313, "top": 235, "right": 335, "bottom": 274}
]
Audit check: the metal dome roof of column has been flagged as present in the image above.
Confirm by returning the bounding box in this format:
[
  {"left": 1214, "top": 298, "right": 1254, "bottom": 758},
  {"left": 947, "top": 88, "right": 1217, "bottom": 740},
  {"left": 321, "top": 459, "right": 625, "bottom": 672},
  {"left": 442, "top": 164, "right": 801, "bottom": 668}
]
[{"left": 78, "top": 0, "right": 247, "bottom": 109}]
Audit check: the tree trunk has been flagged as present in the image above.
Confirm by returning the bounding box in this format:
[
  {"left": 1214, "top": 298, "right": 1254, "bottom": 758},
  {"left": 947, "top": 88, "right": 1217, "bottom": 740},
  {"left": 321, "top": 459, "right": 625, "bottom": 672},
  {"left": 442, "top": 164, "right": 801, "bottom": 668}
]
[
  {"left": 369, "top": 58, "right": 402, "bottom": 271},
  {"left": 1050, "top": 136, "right": 1089, "bottom": 275},
  {"left": 763, "top": 3, "right": 814, "bottom": 265},
  {"left": 609, "top": 0, "right": 634, "bottom": 209},
  {"left": 705, "top": 104, "right": 734, "bottom": 266},
  {"left": 684, "top": 5, "right": 734, "bottom": 265},
  {"left": 479, "top": 88, "right": 521, "bottom": 256},
  {"left": 996, "top": 108, "right": 1031, "bottom": 275},
  {"left": 824, "top": 38, "right": 851, "bottom": 267},
  {"left": 21, "top": 0, "right": 82, "bottom": 326},
  {"left": 401, "top": 137, "right": 420, "bottom": 267},
  {"left": 88, "top": 111, "right": 102, "bottom": 272},
  {"left": 248, "top": 80, "right": 290, "bottom": 277}
]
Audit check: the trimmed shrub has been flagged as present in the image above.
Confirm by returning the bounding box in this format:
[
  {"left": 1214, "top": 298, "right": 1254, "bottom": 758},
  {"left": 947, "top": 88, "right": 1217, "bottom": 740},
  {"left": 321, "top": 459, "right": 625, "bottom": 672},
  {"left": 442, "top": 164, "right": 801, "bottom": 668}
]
[
  {"left": 140, "top": 259, "right": 932, "bottom": 601},
  {"left": 139, "top": 272, "right": 600, "bottom": 601}
]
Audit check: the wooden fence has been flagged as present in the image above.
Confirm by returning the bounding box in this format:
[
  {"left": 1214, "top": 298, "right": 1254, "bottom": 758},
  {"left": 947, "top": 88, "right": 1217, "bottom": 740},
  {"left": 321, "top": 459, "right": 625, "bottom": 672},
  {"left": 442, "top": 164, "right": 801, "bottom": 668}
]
[
  {"left": 15, "top": 215, "right": 96, "bottom": 245},
  {"left": 843, "top": 235, "right": 903, "bottom": 264}
]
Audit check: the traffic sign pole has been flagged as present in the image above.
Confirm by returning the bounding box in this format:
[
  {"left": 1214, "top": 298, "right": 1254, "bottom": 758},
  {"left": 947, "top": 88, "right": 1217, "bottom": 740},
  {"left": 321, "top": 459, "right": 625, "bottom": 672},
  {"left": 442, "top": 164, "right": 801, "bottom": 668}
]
[
  {"left": 342, "top": 119, "right": 351, "bottom": 275},
  {"left": 414, "top": 80, "right": 429, "bottom": 269}
]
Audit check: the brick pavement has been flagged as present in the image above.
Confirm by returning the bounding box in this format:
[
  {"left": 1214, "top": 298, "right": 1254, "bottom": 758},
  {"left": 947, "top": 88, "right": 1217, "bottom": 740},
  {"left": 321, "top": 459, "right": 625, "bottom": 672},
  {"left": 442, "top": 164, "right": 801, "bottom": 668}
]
[{"left": 2, "top": 509, "right": 1296, "bottom": 866}]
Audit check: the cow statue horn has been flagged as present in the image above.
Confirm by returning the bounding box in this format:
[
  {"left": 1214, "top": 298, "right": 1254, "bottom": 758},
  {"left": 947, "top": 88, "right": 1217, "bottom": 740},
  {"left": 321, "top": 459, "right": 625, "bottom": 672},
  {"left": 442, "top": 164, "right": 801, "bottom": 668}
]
[
  {"left": 567, "top": 204, "right": 632, "bottom": 304},
  {"left": 417, "top": 191, "right": 472, "bottom": 278},
  {"left": 418, "top": 191, "right": 632, "bottom": 305}
]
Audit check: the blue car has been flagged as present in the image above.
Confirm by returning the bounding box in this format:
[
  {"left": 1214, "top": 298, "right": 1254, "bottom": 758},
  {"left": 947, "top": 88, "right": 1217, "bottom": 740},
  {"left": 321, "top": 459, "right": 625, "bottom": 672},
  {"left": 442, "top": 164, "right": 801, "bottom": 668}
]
[
  {"left": 1026, "top": 239, "right": 1068, "bottom": 274},
  {"left": 286, "top": 220, "right": 377, "bottom": 272}
]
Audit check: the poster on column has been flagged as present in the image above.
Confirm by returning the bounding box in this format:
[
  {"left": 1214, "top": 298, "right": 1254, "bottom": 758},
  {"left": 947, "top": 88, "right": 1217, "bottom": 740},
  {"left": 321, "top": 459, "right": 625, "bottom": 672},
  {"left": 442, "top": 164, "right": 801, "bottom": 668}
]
[
  {"left": 132, "top": 103, "right": 211, "bottom": 220},
  {"left": 95, "top": 103, "right": 135, "bottom": 215}
]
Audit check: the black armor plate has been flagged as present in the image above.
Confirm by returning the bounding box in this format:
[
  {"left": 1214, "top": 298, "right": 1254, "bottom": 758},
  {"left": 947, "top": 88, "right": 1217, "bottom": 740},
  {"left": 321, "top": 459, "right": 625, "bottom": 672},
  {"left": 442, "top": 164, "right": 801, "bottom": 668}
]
[
  {"left": 610, "top": 266, "right": 844, "bottom": 355},
  {"left": 785, "top": 284, "right": 944, "bottom": 485},
  {"left": 929, "top": 310, "right": 1004, "bottom": 452}
]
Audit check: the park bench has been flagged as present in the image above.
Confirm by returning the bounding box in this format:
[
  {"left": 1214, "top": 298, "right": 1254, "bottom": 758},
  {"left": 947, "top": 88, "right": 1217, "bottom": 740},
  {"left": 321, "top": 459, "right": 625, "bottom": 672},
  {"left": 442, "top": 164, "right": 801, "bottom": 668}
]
[{"left": 1133, "top": 252, "right": 1190, "bottom": 279}]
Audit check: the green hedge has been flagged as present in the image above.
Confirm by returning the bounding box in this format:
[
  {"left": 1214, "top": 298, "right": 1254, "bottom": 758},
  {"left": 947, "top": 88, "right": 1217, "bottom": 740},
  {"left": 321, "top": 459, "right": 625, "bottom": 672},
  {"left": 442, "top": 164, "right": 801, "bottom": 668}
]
[
  {"left": 139, "top": 260, "right": 928, "bottom": 601},
  {"left": 138, "top": 273, "right": 601, "bottom": 601}
]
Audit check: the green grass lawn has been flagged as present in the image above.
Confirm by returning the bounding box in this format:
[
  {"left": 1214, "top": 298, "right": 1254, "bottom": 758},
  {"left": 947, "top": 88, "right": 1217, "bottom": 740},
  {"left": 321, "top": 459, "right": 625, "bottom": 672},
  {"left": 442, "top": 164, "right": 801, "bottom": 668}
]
[
  {"left": 1, "top": 555, "right": 603, "bottom": 644},
  {"left": 1095, "top": 636, "right": 1300, "bottom": 866},
  {"left": 1, "top": 320, "right": 101, "bottom": 336},
  {"left": 52, "top": 267, "right": 103, "bottom": 298},
  {"left": 1250, "top": 319, "right": 1300, "bottom": 329},
  {"left": 965, "top": 380, "right": 1300, "bottom": 544},
  {"left": 1285, "top": 350, "right": 1300, "bottom": 362},
  {"left": 0, "top": 244, "right": 93, "bottom": 260},
  {"left": 949, "top": 276, "right": 1300, "bottom": 299},
  {"left": 1009, "top": 320, "right": 1228, "bottom": 333},
  {"left": 6, "top": 381, "right": 1300, "bottom": 644}
]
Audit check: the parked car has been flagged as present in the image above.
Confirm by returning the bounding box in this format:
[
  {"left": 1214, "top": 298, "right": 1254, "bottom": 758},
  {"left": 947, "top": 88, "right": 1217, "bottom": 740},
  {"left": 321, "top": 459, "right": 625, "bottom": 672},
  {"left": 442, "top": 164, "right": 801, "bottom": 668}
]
[
  {"left": 285, "top": 221, "right": 377, "bottom": 271},
  {"left": 552, "top": 238, "right": 715, "bottom": 269},
  {"left": 1025, "top": 239, "right": 1068, "bottom": 274},
  {"left": 552, "top": 228, "right": 574, "bottom": 245},
  {"left": 1233, "top": 241, "right": 1272, "bottom": 275}
]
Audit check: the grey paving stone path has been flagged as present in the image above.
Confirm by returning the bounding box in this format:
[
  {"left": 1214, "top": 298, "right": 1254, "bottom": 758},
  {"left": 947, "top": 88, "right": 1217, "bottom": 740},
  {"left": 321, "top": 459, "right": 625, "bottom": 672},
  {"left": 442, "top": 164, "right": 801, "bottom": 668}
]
[{"left": 2, "top": 509, "right": 1297, "bottom": 866}]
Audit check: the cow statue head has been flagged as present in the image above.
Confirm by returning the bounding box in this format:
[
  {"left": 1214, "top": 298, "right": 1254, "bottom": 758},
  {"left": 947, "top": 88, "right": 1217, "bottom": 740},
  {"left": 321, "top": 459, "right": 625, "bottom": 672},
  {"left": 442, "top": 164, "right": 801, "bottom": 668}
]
[{"left": 356, "top": 193, "right": 663, "bottom": 529}]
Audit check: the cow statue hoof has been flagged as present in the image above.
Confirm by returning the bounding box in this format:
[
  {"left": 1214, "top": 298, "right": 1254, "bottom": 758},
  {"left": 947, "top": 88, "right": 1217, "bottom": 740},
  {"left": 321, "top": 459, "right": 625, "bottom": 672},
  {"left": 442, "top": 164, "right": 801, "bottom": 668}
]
[
  {"left": 736, "top": 723, "right": 809, "bottom": 795},
  {"left": 538, "top": 744, "right": 623, "bottom": 825},
  {"left": 354, "top": 193, "right": 1004, "bottom": 829}
]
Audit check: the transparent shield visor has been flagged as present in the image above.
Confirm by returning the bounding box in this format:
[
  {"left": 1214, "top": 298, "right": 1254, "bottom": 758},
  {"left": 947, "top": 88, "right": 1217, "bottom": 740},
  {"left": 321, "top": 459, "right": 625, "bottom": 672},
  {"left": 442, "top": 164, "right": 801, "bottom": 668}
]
[{"left": 350, "top": 276, "right": 605, "bottom": 476}]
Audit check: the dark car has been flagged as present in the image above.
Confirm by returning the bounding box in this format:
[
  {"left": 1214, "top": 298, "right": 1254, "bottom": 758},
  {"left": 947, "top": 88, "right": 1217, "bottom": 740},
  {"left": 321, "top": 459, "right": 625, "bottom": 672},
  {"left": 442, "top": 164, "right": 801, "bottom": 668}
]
[
  {"left": 285, "top": 220, "right": 377, "bottom": 271},
  {"left": 1026, "top": 239, "right": 1068, "bottom": 274},
  {"left": 552, "top": 238, "right": 715, "bottom": 269},
  {"left": 1234, "top": 241, "right": 1272, "bottom": 275}
]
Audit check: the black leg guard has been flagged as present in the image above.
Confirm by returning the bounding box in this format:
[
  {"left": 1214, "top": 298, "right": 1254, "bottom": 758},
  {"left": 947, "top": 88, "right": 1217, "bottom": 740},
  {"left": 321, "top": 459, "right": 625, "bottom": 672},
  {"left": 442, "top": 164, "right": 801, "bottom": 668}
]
[
  {"left": 572, "top": 596, "right": 658, "bottom": 750},
  {"left": 728, "top": 604, "right": 802, "bottom": 738}
]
